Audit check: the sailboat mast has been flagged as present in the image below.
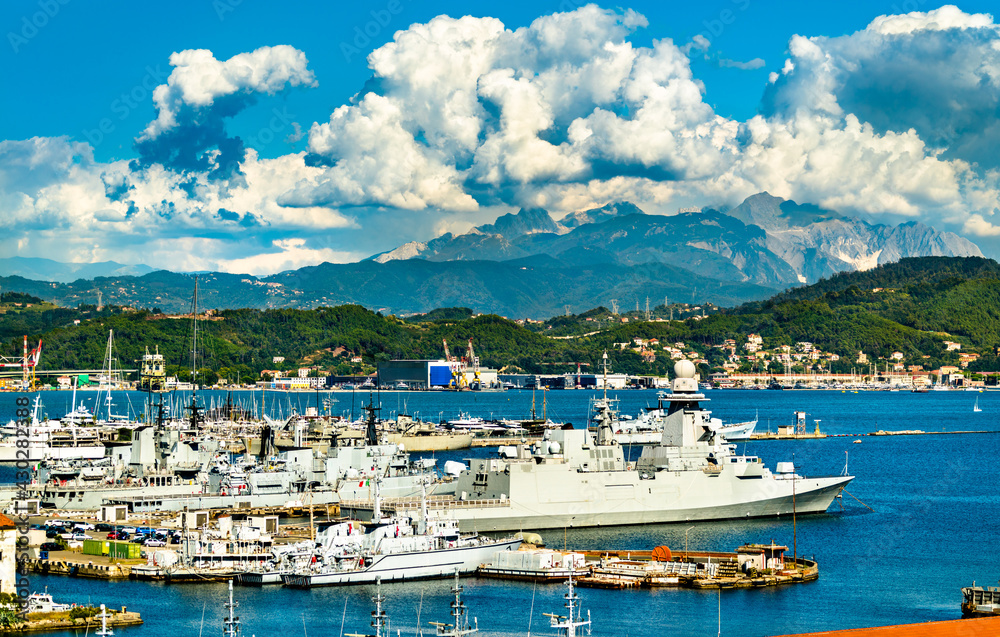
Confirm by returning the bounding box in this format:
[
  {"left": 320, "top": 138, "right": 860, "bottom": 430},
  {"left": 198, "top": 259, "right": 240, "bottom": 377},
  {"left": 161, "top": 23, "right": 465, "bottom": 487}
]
[{"left": 191, "top": 276, "right": 199, "bottom": 389}]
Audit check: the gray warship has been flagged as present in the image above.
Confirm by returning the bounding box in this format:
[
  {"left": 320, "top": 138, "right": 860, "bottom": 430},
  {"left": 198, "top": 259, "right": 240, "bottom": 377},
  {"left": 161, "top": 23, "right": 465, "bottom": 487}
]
[{"left": 433, "top": 359, "right": 853, "bottom": 531}]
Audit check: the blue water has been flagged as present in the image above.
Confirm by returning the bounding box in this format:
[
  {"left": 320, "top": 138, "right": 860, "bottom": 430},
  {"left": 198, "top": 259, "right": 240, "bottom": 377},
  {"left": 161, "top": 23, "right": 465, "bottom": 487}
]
[{"left": 3, "top": 388, "right": 998, "bottom": 636}]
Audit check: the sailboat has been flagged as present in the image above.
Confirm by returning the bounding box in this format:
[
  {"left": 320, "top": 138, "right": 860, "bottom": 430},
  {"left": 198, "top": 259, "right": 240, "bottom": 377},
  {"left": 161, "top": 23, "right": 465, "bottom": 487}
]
[{"left": 973, "top": 397, "right": 982, "bottom": 413}]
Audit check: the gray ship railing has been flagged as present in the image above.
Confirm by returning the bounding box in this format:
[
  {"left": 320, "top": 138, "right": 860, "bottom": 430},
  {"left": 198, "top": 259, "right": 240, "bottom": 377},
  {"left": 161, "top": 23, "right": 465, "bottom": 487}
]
[{"left": 339, "top": 495, "right": 511, "bottom": 510}]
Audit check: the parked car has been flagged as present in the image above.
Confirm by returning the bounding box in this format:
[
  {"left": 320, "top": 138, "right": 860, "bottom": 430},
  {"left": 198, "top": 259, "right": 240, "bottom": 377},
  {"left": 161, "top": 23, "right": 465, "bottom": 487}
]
[
  {"left": 45, "top": 530, "right": 60, "bottom": 539},
  {"left": 121, "top": 526, "right": 137, "bottom": 534},
  {"left": 143, "top": 538, "right": 166, "bottom": 547},
  {"left": 73, "top": 522, "right": 95, "bottom": 531},
  {"left": 39, "top": 542, "right": 62, "bottom": 552},
  {"left": 71, "top": 533, "right": 90, "bottom": 541},
  {"left": 95, "top": 523, "right": 114, "bottom": 533}
]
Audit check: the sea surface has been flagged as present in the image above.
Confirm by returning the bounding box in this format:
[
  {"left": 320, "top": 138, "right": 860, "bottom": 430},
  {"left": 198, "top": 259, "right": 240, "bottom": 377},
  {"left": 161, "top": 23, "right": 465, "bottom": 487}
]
[{"left": 1, "top": 388, "right": 998, "bottom": 637}]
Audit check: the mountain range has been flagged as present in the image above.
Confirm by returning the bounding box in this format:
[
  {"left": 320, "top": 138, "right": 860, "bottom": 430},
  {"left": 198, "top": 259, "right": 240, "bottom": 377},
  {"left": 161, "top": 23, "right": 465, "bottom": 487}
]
[
  {"left": 0, "top": 193, "right": 982, "bottom": 317},
  {"left": 372, "top": 193, "right": 981, "bottom": 290},
  {"left": 0, "top": 257, "right": 154, "bottom": 283}
]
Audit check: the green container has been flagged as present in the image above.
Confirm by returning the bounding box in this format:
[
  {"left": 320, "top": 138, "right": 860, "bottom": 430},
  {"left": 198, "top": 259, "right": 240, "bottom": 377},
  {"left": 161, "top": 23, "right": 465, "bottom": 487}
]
[
  {"left": 109, "top": 541, "right": 141, "bottom": 559},
  {"left": 82, "top": 540, "right": 109, "bottom": 556}
]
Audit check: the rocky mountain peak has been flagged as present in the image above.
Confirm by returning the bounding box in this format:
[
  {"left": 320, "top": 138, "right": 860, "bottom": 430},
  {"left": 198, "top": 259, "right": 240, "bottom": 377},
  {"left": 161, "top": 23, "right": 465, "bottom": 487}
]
[
  {"left": 477, "top": 207, "right": 560, "bottom": 238},
  {"left": 560, "top": 201, "right": 645, "bottom": 229}
]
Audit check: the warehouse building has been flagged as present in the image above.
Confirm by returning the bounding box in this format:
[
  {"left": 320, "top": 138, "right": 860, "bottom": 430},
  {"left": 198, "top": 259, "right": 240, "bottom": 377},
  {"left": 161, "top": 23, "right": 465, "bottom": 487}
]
[{"left": 377, "top": 360, "right": 499, "bottom": 389}]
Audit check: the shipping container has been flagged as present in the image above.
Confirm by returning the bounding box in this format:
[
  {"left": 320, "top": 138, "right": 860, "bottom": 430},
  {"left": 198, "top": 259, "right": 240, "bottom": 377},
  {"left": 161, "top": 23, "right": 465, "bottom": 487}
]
[
  {"left": 109, "top": 541, "right": 141, "bottom": 559},
  {"left": 82, "top": 539, "right": 110, "bottom": 556}
]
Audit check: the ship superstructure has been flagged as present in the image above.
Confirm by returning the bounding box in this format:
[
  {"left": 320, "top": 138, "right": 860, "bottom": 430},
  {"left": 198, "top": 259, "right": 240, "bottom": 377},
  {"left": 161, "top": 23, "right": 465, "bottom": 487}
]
[{"left": 431, "top": 359, "right": 852, "bottom": 531}]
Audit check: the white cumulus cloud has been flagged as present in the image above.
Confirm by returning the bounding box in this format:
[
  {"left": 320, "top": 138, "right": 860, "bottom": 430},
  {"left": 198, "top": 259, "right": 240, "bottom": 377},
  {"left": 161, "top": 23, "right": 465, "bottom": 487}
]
[{"left": 141, "top": 45, "right": 318, "bottom": 141}]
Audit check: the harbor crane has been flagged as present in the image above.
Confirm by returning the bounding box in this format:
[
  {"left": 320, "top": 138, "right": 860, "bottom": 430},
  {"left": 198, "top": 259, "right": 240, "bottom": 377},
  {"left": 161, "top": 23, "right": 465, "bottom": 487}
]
[
  {"left": 0, "top": 336, "right": 42, "bottom": 390},
  {"left": 467, "top": 338, "right": 481, "bottom": 389}
]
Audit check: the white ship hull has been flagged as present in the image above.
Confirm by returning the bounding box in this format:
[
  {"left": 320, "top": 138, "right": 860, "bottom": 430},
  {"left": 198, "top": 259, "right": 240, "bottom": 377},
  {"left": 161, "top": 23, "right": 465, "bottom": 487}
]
[
  {"left": 23, "top": 483, "right": 204, "bottom": 510},
  {"left": 283, "top": 538, "right": 521, "bottom": 587},
  {"left": 0, "top": 444, "right": 105, "bottom": 462},
  {"left": 237, "top": 570, "right": 286, "bottom": 585},
  {"left": 610, "top": 420, "right": 757, "bottom": 445},
  {"left": 717, "top": 419, "right": 756, "bottom": 440}
]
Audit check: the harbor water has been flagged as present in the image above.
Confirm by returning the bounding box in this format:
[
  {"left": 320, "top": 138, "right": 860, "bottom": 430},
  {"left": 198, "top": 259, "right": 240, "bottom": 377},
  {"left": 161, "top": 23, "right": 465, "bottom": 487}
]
[{"left": 2, "top": 388, "right": 997, "bottom": 636}]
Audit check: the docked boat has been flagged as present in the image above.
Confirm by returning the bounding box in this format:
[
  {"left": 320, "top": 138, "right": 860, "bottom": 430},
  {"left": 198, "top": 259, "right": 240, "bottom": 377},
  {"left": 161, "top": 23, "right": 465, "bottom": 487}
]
[
  {"left": 477, "top": 548, "right": 589, "bottom": 582},
  {"left": 420, "top": 359, "right": 852, "bottom": 532},
  {"left": 963, "top": 583, "right": 1000, "bottom": 617},
  {"left": 283, "top": 482, "right": 521, "bottom": 587},
  {"left": 607, "top": 394, "right": 757, "bottom": 444},
  {"left": 715, "top": 415, "right": 757, "bottom": 440},
  {"left": 0, "top": 396, "right": 106, "bottom": 462},
  {"left": 25, "top": 588, "right": 71, "bottom": 614},
  {"left": 384, "top": 413, "right": 473, "bottom": 452}
]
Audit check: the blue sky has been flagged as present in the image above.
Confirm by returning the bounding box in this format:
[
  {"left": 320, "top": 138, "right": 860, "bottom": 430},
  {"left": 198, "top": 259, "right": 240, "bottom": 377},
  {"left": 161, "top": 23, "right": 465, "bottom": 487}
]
[{"left": 2, "top": 0, "right": 1000, "bottom": 274}]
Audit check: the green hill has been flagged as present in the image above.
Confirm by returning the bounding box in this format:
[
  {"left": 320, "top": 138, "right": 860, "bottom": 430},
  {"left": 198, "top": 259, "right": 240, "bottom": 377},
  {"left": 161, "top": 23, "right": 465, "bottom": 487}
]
[{"left": 3, "top": 256, "right": 1000, "bottom": 382}]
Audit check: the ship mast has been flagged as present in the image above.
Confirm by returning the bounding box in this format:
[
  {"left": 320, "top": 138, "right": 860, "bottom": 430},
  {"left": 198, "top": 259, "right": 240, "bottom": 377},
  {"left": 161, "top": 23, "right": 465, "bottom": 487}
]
[
  {"left": 544, "top": 572, "right": 591, "bottom": 637},
  {"left": 430, "top": 571, "right": 478, "bottom": 637},
  {"left": 371, "top": 577, "right": 388, "bottom": 637},
  {"left": 94, "top": 604, "right": 113, "bottom": 637},
  {"left": 186, "top": 277, "right": 203, "bottom": 430},
  {"left": 223, "top": 580, "right": 241, "bottom": 637}
]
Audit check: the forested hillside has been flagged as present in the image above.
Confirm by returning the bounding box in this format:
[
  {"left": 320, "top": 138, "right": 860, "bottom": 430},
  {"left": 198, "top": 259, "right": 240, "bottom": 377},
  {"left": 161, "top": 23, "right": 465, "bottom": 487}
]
[{"left": 2, "top": 257, "right": 999, "bottom": 382}]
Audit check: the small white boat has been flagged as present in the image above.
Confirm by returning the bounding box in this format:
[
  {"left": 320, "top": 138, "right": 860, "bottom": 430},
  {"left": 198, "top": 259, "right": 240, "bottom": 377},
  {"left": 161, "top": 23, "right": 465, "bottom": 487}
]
[
  {"left": 973, "top": 397, "right": 982, "bottom": 413},
  {"left": 25, "top": 588, "right": 71, "bottom": 614}
]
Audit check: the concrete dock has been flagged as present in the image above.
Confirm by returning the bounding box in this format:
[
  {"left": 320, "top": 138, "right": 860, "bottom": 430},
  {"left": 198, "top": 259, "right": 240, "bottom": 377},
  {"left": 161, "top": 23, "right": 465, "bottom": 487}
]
[{"left": 5, "top": 608, "right": 142, "bottom": 634}]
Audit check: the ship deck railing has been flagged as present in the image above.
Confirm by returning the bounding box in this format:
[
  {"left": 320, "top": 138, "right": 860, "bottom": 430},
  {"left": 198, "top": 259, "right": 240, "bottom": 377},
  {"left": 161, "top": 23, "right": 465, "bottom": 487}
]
[{"left": 339, "top": 495, "right": 511, "bottom": 510}]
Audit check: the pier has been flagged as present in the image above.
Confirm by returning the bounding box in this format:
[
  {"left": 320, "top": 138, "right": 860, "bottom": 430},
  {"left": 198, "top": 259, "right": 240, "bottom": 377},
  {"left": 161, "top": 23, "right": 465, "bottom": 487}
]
[
  {"left": 476, "top": 544, "right": 818, "bottom": 591},
  {"left": 4, "top": 608, "right": 142, "bottom": 634},
  {"left": 751, "top": 429, "right": 997, "bottom": 440}
]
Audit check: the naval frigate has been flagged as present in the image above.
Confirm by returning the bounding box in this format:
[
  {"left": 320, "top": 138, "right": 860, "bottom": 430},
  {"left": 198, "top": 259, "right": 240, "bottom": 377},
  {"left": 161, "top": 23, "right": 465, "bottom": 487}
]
[{"left": 436, "top": 359, "right": 852, "bottom": 531}]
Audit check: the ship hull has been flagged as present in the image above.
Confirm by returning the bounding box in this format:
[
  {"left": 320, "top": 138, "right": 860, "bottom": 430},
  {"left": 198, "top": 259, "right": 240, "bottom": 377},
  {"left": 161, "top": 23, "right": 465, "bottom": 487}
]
[
  {"left": 282, "top": 538, "right": 521, "bottom": 587},
  {"left": 0, "top": 444, "right": 105, "bottom": 463},
  {"left": 237, "top": 570, "right": 285, "bottom": 585},
  {"left": 16, "top": 483, "right": 205, "bottom": 510},
  {"left": 384, "top": 433, "right": 473, "bottom": 452},
  {"left": 444, "top": 469, "right": 851, "bottom": 532}
]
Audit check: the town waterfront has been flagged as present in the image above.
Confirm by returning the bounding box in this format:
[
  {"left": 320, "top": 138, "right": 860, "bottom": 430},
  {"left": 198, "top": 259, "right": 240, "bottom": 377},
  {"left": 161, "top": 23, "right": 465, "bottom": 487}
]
[{"left": 2, "top": 388, "right": 998, "bottom": 636}]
